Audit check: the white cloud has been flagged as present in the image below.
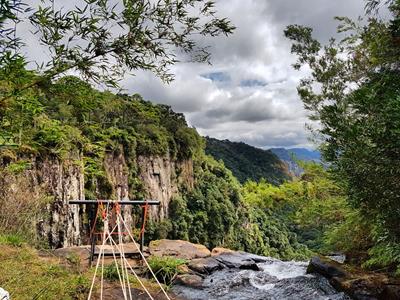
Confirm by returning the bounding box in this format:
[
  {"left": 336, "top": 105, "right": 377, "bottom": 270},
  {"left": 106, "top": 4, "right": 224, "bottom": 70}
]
[
  {"left": 21, "top": 0, "right": 366, "bottom": 149},
  {"left": 121, "top": 0, "right": 365, "bottom": 149}
]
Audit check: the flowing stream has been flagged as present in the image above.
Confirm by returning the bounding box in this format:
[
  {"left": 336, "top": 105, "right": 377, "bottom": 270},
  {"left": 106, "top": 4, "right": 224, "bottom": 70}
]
[{"left": 172, "top": 255, "right": 350, "bottom": 300}]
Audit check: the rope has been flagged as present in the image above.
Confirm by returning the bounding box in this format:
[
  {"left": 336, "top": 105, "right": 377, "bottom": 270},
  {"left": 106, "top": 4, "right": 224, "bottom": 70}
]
[
  {"left": 88, "top": 219, "right": 116, "bottom": 299},
  {"left": 139, "top": 200, "right": 149, "bottom": 239},
  {"left": 118, "top": 215, "right": 171, "bottom": 300},
  {"left": 88, "top": 203, "right": 114, "bottom": 300},
  {"left": 116, "top": 208, "right": 133, "bottom": 300},
  {"left": 108, "top": 228, "right": 154, "bottom": 300},
  {"left": 86, "top": 200, "right": 170, "bottom": 300},
  {"left": 106, "top": 235, "right": 128, "bottom": 300}
]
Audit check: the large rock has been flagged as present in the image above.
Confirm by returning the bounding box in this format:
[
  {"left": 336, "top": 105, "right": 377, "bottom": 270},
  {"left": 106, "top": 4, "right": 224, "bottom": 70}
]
[
  {"left": 175, "top": 274, "right": 204, "bottom": 288},
  {"left": 213, "top": 252, "right": 260, "bottom": 270},
  {"left": 149, "top": 239, "right": 211, "bottom": 259},
  {"left": 53, "top": 243, "right": 149, "bottom": 271},
  {"left": 307, "top": 256, "right": 400, "bottom": 300},
  {"left": 307, "top": 256, "right": 346, "bottom": 278},
  {"left": 211, "top": 247, "right": 235, "bottom": 256},
  {"left": 188, "top": 257, "right": 223, "bottom": 274}
]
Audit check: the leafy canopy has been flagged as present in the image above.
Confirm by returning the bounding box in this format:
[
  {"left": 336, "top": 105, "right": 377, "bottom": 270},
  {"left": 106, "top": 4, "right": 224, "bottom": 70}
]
[
  {"left": 0, "top": 0, "right": 234, "bottom": 97},
  {"left": 285, "top": 0, "right": 400, "bottom": 271}
]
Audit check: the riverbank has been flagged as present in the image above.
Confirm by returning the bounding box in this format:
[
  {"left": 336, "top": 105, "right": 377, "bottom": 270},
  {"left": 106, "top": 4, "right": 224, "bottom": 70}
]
[{"left": 2, "top": 239, "right": 400, "bottom": 299}]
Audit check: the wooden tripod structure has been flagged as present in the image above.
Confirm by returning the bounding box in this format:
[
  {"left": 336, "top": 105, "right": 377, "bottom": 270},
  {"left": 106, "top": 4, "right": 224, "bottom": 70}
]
[
  {"left": 69, "top": 199, "right": 169, "bottom": 300},
  {"left": 69, "top": 199, "right": 160, "bottom": 266}
]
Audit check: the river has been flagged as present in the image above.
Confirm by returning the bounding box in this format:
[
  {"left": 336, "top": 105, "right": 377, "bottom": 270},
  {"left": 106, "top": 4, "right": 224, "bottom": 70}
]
[{"left": 172, "top": 254, "right": 350, "bottom": 300}]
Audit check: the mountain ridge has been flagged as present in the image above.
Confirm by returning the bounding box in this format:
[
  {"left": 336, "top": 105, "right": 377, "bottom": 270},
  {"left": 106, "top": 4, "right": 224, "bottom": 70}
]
[
  {"left": 205, "top": 137, "right": 291, "bottom": 184},
  {"left": 269, "top": 148, "right": 321, "bottom": 176}
]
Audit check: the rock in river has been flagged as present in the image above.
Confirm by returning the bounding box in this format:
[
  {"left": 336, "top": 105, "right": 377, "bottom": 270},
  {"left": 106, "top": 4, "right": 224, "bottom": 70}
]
[
  {"left": 213, "top": 252, "right": 264, "bottom": 270},
  {"left": 307, "top": 255, "right": 400, "bottom": 300},
  {"left": 188, "top": 257, "right": 223, "bottom": 274}
]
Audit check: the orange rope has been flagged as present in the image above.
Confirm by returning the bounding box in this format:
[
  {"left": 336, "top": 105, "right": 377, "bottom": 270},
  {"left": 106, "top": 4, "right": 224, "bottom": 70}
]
[{"left": 139, "top": 200, "right": 149, "bottom": 238}]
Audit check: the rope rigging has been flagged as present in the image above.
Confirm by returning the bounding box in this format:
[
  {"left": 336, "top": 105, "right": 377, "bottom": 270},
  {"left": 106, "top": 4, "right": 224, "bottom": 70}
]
[{"left": 85, "top": 200, "right": 171, "bottom": 300}]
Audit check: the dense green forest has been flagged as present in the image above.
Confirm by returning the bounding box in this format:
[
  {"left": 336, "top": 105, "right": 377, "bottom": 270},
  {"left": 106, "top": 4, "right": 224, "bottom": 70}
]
[{"left": 205, "top": 137, "right": 290, "bottom": 184}]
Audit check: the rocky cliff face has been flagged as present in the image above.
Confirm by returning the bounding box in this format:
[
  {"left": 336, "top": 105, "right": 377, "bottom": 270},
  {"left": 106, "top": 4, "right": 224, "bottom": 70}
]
[
  {"left": 0, "top": 152, "right": 194, "bottom": 248},
  {"left": 103, "top": 151, "right": 133, "bottom": 232},
  {"left": 137, "top": 154, "right": 194, "bottom": 221},
  {"left": 36, "top": 157, "right": 85, "bottom": 248},
  {"left": 1, "top": 156, "right": 85, "bottom": 248}
]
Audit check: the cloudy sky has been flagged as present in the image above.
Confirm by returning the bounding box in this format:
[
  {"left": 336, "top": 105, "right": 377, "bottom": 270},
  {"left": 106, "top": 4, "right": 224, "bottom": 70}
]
[
  {"left": 22, "top": 0, "right": 367, "bottom": 149},
  {"left": 119, "top": 0, "right": 367, "bottom": 149}
]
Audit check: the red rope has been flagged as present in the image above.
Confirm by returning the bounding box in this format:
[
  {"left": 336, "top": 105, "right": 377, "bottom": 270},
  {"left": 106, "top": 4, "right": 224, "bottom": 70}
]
[{"left": 139, "top": 200, "right": 149, "bottom": 239}]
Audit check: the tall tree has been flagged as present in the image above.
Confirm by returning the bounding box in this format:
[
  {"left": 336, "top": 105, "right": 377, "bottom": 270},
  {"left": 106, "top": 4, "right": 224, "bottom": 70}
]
[{"left": 284, "top": 0, "right": 400, "bottom": 244}]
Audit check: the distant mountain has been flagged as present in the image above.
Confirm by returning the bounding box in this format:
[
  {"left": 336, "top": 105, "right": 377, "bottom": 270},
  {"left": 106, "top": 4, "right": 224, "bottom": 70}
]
[
  {"left": 269, "top": 148, "right": 321, "bottom": 176},
  {"left": 205, "top": 137, "right": 291, "bottom": 184}
]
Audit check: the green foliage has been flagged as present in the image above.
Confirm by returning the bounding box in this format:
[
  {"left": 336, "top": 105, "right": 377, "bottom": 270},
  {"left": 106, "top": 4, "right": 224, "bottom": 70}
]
[
  {"left": 205, "top": 137, "right": 290, "bottom": 184},
  {"left": 147, "top": 155, "right": 311, "bottom": 260},
  {"left": 66, "top": 253, "right": 81, "bottom": 269},
  {"left": 147, "top": 256, "right": 187, "bottom": 285},
  {"left": 103, "top": 262, "right": 122, "bottom": 282},
  {"left": 285, "top": 1, "right": 400, "bottom": 271},
  {"left": 240, "top": 163, "right": 351, "bottom": 257},
  {"left": 4, "top": 159, "right": 31, "bottom": 173},
  {"left": 0, "top": 234, "right": 25, "bottom": 247},
  {"left": 0, "top": 73, "right": 206, "bottom": 200},
  {"left": 322, "top": 209, "right": 372, "bottom": 258},
  {"left": 364, "top": 242, "right": 400, "bottom": 274},
  {"left": 0, "top": 245, "right": 90, "bottom": 299},
  {"left": 1, "top": 0, "right": 234, "bottom": 100},
  {"left": 168, "top": 156, "right": 241, "bottom": 249}
]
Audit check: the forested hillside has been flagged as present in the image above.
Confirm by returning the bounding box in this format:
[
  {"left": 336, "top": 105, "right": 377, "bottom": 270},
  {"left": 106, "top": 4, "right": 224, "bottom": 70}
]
[
  {"left": 0, "top": 66, "right": 310, "bottom": 260},
  {"left": 205, "top": 137, "right": 291, "bottom": 184}
]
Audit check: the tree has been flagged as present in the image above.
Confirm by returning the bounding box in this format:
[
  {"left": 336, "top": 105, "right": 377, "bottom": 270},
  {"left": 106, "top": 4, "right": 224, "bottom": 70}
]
[
  {"left": 0, "top": 0, "right": 235, "bottom": 98},
  {"left": 284, "top": 0, "right": 400, "bottom": 244}
]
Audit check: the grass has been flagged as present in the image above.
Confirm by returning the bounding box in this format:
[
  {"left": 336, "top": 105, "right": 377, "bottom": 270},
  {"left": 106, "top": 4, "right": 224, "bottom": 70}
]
[
  {"left": 0, "top": 234, "right": 25, "bottom": 247},
  {"left": 0, "top": 245, "right": 90, "bottom": 299},
  {"left": 147, "top": 256, "right": 187, "bottom": 285},
  {"left": 0, "top": 241, "right": 175, "bottom": 299}
]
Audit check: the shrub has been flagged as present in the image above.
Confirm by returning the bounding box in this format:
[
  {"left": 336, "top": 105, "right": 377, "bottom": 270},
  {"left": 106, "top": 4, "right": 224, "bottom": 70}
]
[
  {"left": 147, "top": 256, "right": 187, "bottom": 285},
  {"left": 103, "top": 262, "right": 122, "bottom": 281}
]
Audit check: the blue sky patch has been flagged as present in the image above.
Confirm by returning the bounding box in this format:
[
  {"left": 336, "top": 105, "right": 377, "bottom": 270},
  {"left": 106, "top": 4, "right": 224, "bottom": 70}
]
[
  {"left": 240, "top": 79, "right": 267, "bottom": 87},
  {"left": 201, "top": 72, "right": 231, "bottom": 83}
]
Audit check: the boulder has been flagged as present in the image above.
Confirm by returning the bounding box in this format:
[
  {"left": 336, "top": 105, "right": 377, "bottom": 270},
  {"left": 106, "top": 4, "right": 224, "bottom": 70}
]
[
  {"left": 175, "top": 274, "right": 204, "bottom": 288},
  {"left": 149, "top": 239, "right": 210, "bottom": 260},
  {"left": 307, "top": 256, "right": 400, "bottom": 300},
  {"left": 53, "top": 243, "right": 148, "bottom": 270},
  {"left": 188, "top": 257, "right": 223, "bottom": 274},
  {"left": 211, "top": 247, "right": 235, "bottom": 256},
  {"left": 213, "top": 252, "right": 260, "bottom": 270},
  {"left": 53, "top": 245, "right": 91, "bottom": 262},
  {"left": 307, "top": 256, "right": 346, "bottom": 278}
]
